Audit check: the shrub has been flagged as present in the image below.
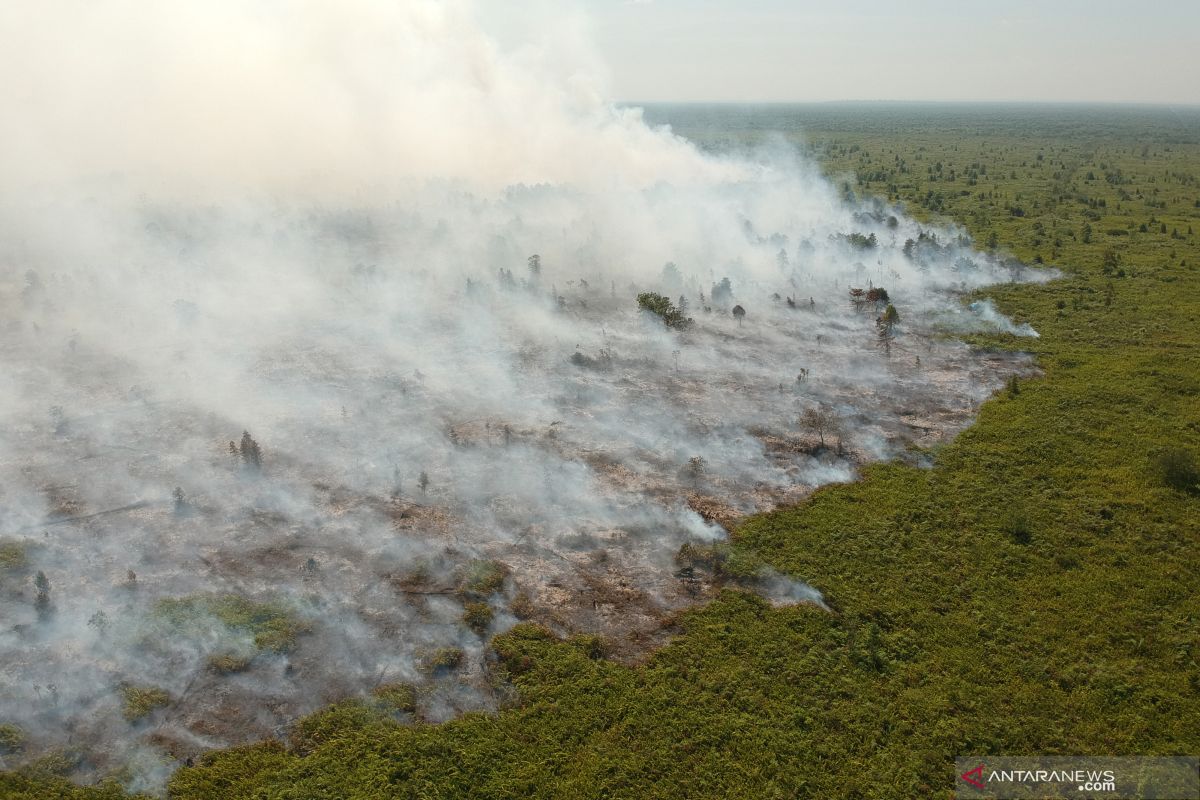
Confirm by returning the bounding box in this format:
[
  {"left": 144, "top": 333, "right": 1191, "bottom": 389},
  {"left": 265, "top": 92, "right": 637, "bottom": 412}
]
[
  {"left": 571, "top": 634, "right": 608, "bottom": 660},
  {"left": 156, "top": 595, "right": 306, "bottom": 654},
  {"left": 121, "top": 686, "right": 170, "bottom": 722},
  {"left": 0, "top": 723, "right": 25, "bottom": 753},
  {"left": 0, "top": 541, "right": 27, "bottom": 573},
  {"left": 206, "top": 653, "right": 252, "bottom": 674},
  {"left": 1003, "top": 511, "right": 1032, "bottom": 545},
  {"left": 509, "top": 591, "right": 535, "bottom": 619},
  {"left": 462, "top": 602, "right": 494, "bottom": 636},
  {"left": 461, "top": 560, "right": 509, "bottom": 598},
  {"left": 372, "top": 683, "right": 417, "bottom": 714},
  {"left": 1154, "top": 448, "right": 1198, "bottom": 493},
  {"left": 423, "top": 647, "right": 466, "bottom": 676}
]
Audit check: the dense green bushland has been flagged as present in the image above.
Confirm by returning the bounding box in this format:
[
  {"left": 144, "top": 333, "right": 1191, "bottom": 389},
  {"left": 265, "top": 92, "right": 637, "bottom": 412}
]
[{"left": 4, "top": 106, "right": 1198, "bottom": 799}]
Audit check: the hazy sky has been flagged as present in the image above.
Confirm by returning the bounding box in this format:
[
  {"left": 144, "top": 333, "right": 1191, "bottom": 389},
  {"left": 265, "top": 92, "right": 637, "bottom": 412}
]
[{"left": 486, "top": 0, "right": 1200, "bottom": 104}]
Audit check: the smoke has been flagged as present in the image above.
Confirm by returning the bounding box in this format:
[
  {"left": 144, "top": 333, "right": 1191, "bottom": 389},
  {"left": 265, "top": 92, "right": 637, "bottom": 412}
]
[
  {"left": 0, "top": 0, "right": 1044, "bottom": 790},
  {"left": 964, "top": 299, "right": 1042, "bottom": 337}
]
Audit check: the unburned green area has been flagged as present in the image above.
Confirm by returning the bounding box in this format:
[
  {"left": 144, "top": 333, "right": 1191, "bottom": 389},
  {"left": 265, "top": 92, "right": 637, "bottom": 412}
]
[{"left": 3, "top": 104, "right": 1198, "bottom": 799}]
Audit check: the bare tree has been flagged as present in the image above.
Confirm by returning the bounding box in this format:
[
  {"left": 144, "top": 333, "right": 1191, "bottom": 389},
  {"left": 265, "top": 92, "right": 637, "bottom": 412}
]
[{"left": 800, "top": 406, "right": 838, "bottom": 448}]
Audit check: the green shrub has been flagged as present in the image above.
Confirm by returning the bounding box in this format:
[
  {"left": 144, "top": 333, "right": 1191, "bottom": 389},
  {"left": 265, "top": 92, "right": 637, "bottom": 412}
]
[
  {"left": 155, "top": 594, "right": 306, "bottom": 654},
  {"left": 422, "top": 647, "right": 466, "bottom": 676},
  {"left": 462, "top": 602, "right": 494, "bottom": 636},
  {"left": 372, "top": 683, "right": 417, "bottom": 714},
  {"left": 0, "top": 723, "right": 25, "bottom": 753},
  {"left": 206, "top": 653, "right": 252, "bottom": 674},
  {"left": 461, "top": 560, "right": 509, "bottom": 598},
  {"left": 0, "top": 541, "right": 27, "bottom": 573},
  {"left": 1003, "top": 510, "right": 1033, "bottom": 545},
  {"left": 121, "top": 686, "right": 169, "bottom": 722},
  {"left": 1154, "top": 448, "right": 1198, "bottom": 493}
]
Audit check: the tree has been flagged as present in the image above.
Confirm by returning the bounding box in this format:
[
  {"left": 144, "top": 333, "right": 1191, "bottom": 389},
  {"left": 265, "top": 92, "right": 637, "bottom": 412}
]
[
  {"left": 527, "top": 254, "right": 541, "bottom": 279},
  {"left": 172, "top": 487, "right": 187, "bottom": 515},
  {"left": 34, "top": 570, "right": 51, "bottom": 613},
  {"left": 239, "top": 431, "right": 262, "bottom": 471},
  {"left": 1101, "top": 248, "right": 1119, "bottom": 275},
  {"left": 711, "top": 277, "right": 733, "bottom": 308},
  {"left": 418, "top": 471, "right": 430, "bottom": 496},
  {"left": 848, "top": 287, "right": 867, "bottom": 311},
  {"left": 637, "top": 293, "right": 692, "bottom": 330},
  {"left": 661, "top": 262, "right": 682, "bottom": 289},
  {"left": 88, "top": 610, "right": 110, "bottom": 635},
  {"left": 879, "top": 304, "right": 899, "bottom": 332},
  {"left": 732, "top": 305, "right": 746, "bottom": 326},
  {"left": 800, "top": 406, "right": 838, "bottom": 448}
]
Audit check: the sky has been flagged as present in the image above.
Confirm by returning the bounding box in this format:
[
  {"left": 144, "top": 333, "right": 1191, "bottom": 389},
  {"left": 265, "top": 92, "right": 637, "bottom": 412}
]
[{"left": 482, "top": 0, "right": 1200, "bottom": 105}]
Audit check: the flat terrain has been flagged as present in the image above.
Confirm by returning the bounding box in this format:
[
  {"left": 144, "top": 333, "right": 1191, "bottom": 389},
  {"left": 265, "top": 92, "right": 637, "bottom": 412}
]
[{"left": 4, "top": 104, "right": 1198, "bottom": 799}]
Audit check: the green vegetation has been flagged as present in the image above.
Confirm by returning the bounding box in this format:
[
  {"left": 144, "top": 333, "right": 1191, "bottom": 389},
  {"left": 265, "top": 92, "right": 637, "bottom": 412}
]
[
  {"left": 675, "top": 539, "right": 765, "bottom": 580},
  {"left": 460, "top": 560, "right": 510, "bottom": 598},
  {"left": 5, "top": 104, "right": 1198, "bottom": 799},
  {"left": 206, "top": 652, "right": 253, "bottom": 674},
  {"left": 422, "top": 647, "right": 466, "bottom": 676},
  {"left": 372, "top": 683, "right": 418, "bottom": 714},
  {"left": 1155, "top": 447, "right": 1199, "bottom": 493},
  {"left": 155, "top": 594, "right": 306, "bottom": 654},
  {"left": 0, "top": 723, "right": 25, "bottom": 754},
  {"left": 120, "top": 686, "right": 169, "bottom": 723},
  {"left": 0, "top": 540, "right": 27, "bottom": 573},
  {"left": 636, "top": 292, "right": 693, "bottom": 329},
  {"left": 463, "top": 602, "right": 495, "bottom": 636}
]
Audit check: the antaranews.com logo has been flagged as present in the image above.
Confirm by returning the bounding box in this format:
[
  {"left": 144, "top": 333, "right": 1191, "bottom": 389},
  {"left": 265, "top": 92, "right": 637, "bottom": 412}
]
[{"left": 955, "top": 756, "right": 1199, "bottom": 799}]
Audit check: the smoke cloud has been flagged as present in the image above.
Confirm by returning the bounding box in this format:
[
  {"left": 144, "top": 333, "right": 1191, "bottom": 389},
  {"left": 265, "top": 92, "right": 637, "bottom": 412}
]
[{"left": 0, "top": 0, "right": 1047, "bottom": 790}]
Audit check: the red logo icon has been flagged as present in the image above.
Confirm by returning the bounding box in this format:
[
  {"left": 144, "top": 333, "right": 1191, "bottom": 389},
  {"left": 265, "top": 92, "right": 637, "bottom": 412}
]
[{"left": 961, "top": 764, "right": 986, "bottom": 789}]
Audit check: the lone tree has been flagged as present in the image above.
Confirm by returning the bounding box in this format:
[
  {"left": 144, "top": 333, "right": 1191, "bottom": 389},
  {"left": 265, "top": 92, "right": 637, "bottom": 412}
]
[
  {"left": 800, "top": 406, "right": 838, "bottom": 449},
  {"left": 418, "top": 471, "right": 430, "bottom": 496},
  {"left": 239, "top": 431, "right": 262, "bottom": 471},
  {"left": 527, "top": 254, "right": 541, "bottom": 280},
  {"left": 172, "top": 487, "right": 187, "bottom": 515},
  {"left": 637, "top": 292, "right": 692, "bottom": 330},
  {"left": 34, "top": 571, "right": 51, "bottom": 613},
  {"left": 732, "top": 305, "right": 746, "bottom": 326},
  {"left": 879, "top": 303, "right": 899, "bottom": 332},
  {"left": 711, "top": 277, "right": 733, "bottom": 308}
]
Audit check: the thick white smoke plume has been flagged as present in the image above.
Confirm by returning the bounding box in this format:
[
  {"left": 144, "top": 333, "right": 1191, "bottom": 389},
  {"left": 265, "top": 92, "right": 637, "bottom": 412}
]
[{"left": 0, "top": 0, "right": 1046, "bottom": 790}]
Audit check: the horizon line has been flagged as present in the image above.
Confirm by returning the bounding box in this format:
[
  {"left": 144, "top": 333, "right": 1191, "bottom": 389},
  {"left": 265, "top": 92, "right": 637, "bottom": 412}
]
[{"left": 620, "top": 99, "right": 1200, "bottom": 109}]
